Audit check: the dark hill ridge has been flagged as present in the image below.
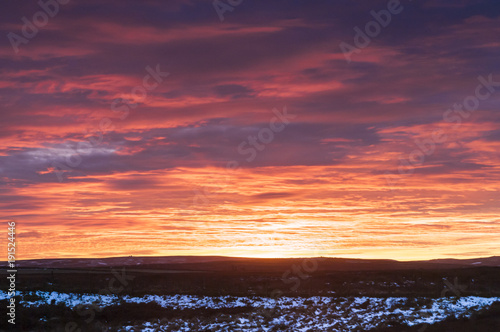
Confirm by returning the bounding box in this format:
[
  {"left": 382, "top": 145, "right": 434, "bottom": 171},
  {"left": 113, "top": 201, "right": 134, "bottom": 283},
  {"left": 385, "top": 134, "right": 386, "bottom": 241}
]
[
  {"left": 2, "top": 255, "right": 499, "bottom": 272},
  {"left": 2, "top": 256, "right": 500, "bottom": 298}
]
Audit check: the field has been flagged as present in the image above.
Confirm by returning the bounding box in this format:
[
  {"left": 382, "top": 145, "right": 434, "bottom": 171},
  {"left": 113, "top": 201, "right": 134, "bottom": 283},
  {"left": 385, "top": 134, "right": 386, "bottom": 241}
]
[{"left": 1, "top": 256, "right": 500, "bottom": 331}]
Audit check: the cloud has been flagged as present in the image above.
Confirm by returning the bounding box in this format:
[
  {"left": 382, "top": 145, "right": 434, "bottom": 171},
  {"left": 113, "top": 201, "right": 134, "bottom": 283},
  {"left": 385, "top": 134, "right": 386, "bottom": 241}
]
[
  {"left": 1, "top": 0, "right": 500, "bottom": 260},
  {"left": 18, "top": 231, "right": 43, "bottom": 238}
]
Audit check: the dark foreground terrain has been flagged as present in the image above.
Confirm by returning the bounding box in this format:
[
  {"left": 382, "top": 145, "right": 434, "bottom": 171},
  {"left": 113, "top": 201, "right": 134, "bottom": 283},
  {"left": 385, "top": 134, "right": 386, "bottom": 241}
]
[{"left": 1, "top": 256, "right": 500, "bottom": 331}]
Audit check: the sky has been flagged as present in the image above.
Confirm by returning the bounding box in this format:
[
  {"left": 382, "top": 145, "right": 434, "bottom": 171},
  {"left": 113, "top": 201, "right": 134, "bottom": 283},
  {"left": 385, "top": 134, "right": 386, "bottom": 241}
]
[{"left": 1, "top": 0, "right": 500, "bottom": 261}]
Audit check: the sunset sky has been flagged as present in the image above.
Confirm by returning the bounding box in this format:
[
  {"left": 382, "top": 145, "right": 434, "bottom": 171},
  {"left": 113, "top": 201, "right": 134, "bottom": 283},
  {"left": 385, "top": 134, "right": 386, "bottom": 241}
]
[{"left": 1, "top": 0, "right": 500, "bottom": 260}]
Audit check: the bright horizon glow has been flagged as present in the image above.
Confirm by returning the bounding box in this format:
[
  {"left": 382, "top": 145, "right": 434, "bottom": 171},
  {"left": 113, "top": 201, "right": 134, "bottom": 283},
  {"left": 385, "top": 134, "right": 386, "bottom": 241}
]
[{"left": 15, "top": 251, "right": 498, "bottom": 262}]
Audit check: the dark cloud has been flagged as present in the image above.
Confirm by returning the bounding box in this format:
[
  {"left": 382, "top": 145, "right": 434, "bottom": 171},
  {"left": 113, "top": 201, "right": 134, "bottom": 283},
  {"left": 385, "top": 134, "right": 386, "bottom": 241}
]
[
  {"left": 18, "top": 231, "right": 43, "bottom": 238},
  {"left": 214, "top": 84, "right": 255, "bottom": 99}
]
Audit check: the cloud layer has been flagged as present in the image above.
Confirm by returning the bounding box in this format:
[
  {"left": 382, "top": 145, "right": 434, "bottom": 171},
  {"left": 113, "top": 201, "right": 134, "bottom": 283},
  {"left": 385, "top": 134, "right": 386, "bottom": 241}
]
[{"left": 1, "top": 0, "right": 500, "bottom": 260}]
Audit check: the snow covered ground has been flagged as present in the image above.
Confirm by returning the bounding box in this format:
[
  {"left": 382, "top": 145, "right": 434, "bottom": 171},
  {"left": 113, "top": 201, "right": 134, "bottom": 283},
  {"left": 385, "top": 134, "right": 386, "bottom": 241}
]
[{"left": 2, "top": 291, "right": 499, "bottom": 331}]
